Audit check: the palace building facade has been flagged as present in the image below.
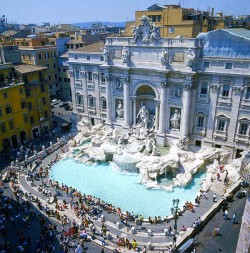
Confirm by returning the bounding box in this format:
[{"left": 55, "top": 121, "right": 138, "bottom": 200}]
[{"left": 68, "top": 16, "right": 250, "bottom": 158}]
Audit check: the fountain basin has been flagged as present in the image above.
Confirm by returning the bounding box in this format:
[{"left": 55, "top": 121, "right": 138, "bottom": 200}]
[
  {"left": 50, "top": 159, "right": 207, "bottom": 217},
  {"left": 113, "top": 153, "right": 141, "bottom": 172}
]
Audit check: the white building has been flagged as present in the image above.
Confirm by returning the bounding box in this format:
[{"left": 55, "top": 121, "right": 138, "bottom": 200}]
[{"left": 68, "top": 17, "right": 250, "bottom": 158}]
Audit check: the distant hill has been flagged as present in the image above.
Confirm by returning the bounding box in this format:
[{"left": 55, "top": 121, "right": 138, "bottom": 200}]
[{"left": 73, "top": 21, "right": 126, "bottom": 29}]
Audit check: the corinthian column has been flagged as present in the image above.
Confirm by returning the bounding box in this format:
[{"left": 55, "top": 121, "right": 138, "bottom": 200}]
[
  {"left": 181, "top": 82, "right": 192, "bottom": 137},
  {"left": 105, "top": 75, "right": 112, "bottom": 124},
  {"left": 132, "top": 97, "right": 137, "bottom": 126},
  {"left": 154, "top": 100, "right": 160, "bottom": 131},
  {"left": 159, "top": 82, "right": 168, "bottom": 133},
  {"left": 123, "top": 78, "right": 130, "bottom": 126}
]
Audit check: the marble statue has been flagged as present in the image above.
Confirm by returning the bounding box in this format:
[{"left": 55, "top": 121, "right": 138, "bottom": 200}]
[
  {"left": 132, "top": 26, "right": 142, "bottom": 43},
  {"left": 177, "top": 137, "right": 190, "bottom": 150},
  {"left": 170, "top": 110, "right": 181, "bottom": 129},
  {"left": 103, "top": 47, "right": 109, "bottom": 63},
  {"left": 131, "top": 15, "right": 161, "bottom": 44},
  {"left": 122, "top": 47, "right": 129, "bottom": 63},
  {"left": 160, "top": 49, "right": 168, "bottom": 66},
  {"left": 185, "top": 48, "right": 195, "bottom": 68},
  {"left": 144, "top": 138, "right": 153, "bottom": 155},
  {"left": 150, "top": 23, "right": 161, "bottom": 43},
  {"left": 137, "top": 106, "right": 150, "bottom": 129},
  {"left": 152, "top": 142, "right": 160, "bottom": 156},
  {"left": 116, "top": 101, "right": 124, "bottom": 119}
]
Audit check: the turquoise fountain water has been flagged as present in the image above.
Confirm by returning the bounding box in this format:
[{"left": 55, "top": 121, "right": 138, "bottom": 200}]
[{"left": 50, "top": 159, "right": 206, "bottom": 217}]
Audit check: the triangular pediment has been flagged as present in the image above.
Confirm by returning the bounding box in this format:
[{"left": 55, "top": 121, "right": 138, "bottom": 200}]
[
  {"left": 199, "top": 29, "right": 250, "bottom": 58},
  {"left": 147, "top": 4, "right": 165, "bottom": 11}
]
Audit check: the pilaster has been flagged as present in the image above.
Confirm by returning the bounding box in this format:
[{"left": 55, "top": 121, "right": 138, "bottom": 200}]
[{"left": 180, "top": 82, "right": 192, "bottom": 137}]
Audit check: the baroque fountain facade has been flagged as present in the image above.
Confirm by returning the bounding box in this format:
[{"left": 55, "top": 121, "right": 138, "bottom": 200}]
[
  {"left": 64, "top": 15, "right": 250, "bottom": 193},
  {"left": 68, "top": 16, "right": 250, "bottom": 157}
]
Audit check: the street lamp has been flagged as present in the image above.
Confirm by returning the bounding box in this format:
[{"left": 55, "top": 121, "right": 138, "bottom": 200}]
[{"left": 171, "top": 198, "right": 180, "bottom": 232}]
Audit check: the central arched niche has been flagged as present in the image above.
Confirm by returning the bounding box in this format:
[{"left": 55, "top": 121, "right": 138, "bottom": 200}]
[{"left": 135, "top": 85, "right": 157, "bottom": 126}]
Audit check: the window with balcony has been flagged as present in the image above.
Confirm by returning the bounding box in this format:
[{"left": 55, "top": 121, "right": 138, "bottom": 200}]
[
  {"left": 3, "top": 92, "right": 8, "bottom": 99},
  {"left": 75, "top": 70, "right": 80, "bottom": 80},
  {"left": 88, "top": 95, "right": 95, "bottom": 107},
  {"left": 100, "top": 97, "right": 107, "bottom": 110},
  {"left": 53, "top": 63, "right": 57, "bottom": 69},
  {"left": 87, "top": 55, "right": 91, "bottom": 60},
  {"left": 222, "top": 84, "right": 230, "bottom": 97},
  {"left": 55, "top": 74, "right": 58, "bottom": 80},
  {"left": 38, "top": 54, "right": 42, "bottom": 60},
  {"left": 5, "top": 105, "right": 12, "bottom": 114},
  {"left": 48, "top": 75, "right": 51, "bottom": 81},
  {"left": 217, "top": 119, "right": 226, "bottom": 131},
  {"left": 87, "top": 71, "right": 93, "bottom": 81},
  {"left": 21, "top": 101, "right": 27, "bottom": 109},
  {"left": 239, "top": 123, "right": 248, "bottom": 135},
  {"left": 200, "top": 82, "right": 208, "bottom": 97},
  {"left": 76, "top": 94, "right": 83, "bottom": 105},
  {"left": 197, "top": 116, "right": 204, "bottom": 128},
  {"left": 101, "top": 73, "right": 106, "bottom": 83}
]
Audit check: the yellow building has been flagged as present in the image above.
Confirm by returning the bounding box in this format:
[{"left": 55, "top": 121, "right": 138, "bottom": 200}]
[
  {"left": 125, "top": 4, "right": 227, "bottom": 38},
  {"left": 14, "top": 37, "right": 59, "bottom": 98},
  {"left": 0, "top": 62, "right": 52, "bottom": 152}
]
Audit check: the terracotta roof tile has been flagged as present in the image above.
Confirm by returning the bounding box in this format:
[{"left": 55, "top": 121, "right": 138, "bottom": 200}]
[
  {"left": 72, "top": 41, "right": 104, "bottom": 53},
  {"left": 13, "top": 64, "right": 47, "bottom": 74}
]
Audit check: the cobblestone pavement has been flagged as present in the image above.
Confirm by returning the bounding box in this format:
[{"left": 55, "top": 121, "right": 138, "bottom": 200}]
[{"left": 194, "top": 192, "right": 247, "bottom": 253}]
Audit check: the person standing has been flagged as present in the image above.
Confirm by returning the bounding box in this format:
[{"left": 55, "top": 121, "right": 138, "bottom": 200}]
[
  {"left": 213, "top": 193, "right": 217, "bottom": 202},
  {"left": 213, "top": 225, "right": 220, "bottom": 237},
  {"left": 232, "top": 213, "right": 236, "bottom": 223},
  {"left": 224, "top": 209, "right": 228, "bottom": 220}
]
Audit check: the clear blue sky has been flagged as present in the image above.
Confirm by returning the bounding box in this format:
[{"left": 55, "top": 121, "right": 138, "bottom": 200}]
[{"left": 1, "top": 0, "right": 249, "bottom": 25}]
